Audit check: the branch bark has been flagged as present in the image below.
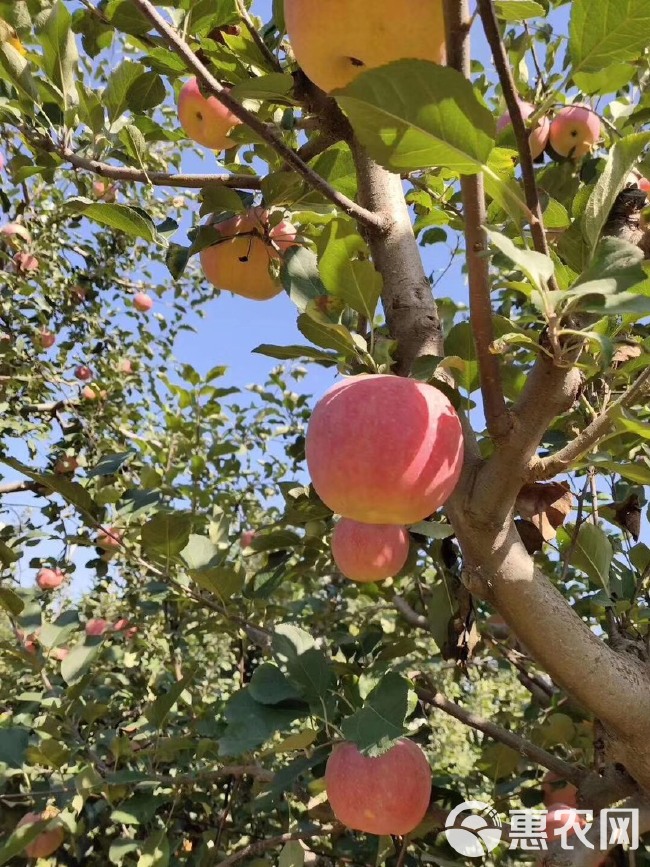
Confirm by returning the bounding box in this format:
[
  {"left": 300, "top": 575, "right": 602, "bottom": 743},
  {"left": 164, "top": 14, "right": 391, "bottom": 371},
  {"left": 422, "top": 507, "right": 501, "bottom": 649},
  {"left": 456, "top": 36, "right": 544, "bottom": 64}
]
[
  {"left": 444, "top": 0, "right": 510, "bottom": 439},
  {"left": 131, "top": 0, "right": 383, "bottom": 230},
  {"left": 216, "top": 825, "right": 336, "bottom": 866},
  {"left": 530, "top": 366, "right": 650, "bottom": 481}
]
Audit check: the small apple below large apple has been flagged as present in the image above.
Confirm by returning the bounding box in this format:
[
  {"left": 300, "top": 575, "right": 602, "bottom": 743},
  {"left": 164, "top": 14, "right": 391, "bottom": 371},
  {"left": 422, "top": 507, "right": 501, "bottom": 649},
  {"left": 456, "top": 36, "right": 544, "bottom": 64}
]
[
  {"left": 325, "top": 738, "right": 431, "bottom": 835},
  {"left": 331, "top": 518, "right": 409, "bottom": 583}
]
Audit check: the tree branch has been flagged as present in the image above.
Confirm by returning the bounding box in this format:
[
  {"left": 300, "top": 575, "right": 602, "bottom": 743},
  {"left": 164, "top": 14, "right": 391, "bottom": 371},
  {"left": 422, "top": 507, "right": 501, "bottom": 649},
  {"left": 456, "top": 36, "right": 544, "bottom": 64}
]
[
  {"left": 0, "top": 480, "right": 40, "bottom": 495},
  {"left": 56, "top": 144, "right": 263, "bottom": 189},
  {"left": 131, "top": 0, "right": 383, "bottom": 230},
  {"left": 476, "top": 0, "right": 555, "bottom": 279},
  {"left": 216, "top": 825, "right": 336, "bottom": 866},
  {"left": 235, "top": 0, "right": 282, "bottom": 72},
  {"left": 444, "top": 0, "right": 510, "bottom": 439},
  {"left": 530, "top": 367, "right": 650, "bottom": 481},
  {"left": 417, "top": 682, "right": 583, "bottom": 784}
]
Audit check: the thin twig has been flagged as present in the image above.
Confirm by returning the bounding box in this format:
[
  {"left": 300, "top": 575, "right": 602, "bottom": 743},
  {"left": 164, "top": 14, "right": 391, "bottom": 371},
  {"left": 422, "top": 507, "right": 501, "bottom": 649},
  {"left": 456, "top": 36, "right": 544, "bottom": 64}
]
[
  {"left": 235, "top": 0, "right": 282, "bottom": 72},
  {"left": 216, "top": 826, "right": 336, "bottom": 866},
  {"left": 131, "top": 0, "right": 383, "bottom": 231},
  {"left": 477, "top": 0, "right": 557, "bottom": 291},
  {"left": 443, "top": 0, "right": 510, "bottom": 439},
  {"left": 530, "top": 367, "right": 650, "bottom": 480}
]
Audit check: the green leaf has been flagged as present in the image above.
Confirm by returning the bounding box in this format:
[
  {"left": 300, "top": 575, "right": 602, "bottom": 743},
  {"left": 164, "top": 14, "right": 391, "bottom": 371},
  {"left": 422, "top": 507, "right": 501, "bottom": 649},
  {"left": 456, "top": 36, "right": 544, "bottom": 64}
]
[
  {"left": 141, "top": 512, "right": 192, "bottom": 560},
  {"left": 137, "top": 831, "right": 170, "bottom": 867},
  {"left": 279, "top": 842, "right": 305, "bottom": 867},
  {"left": 409, "top": 521, "right": 455, "bottom": 539},
  {"left": 297, "top": 311, "right": 362, "bottom": 357},
  {"left": 66, "top": 201, "right": 167, "bottom": 246},
  {"left": 144, "top": 667, "right": 196, "bottom": 729},
  {"left": 61, "top": 641, "right": 103, "bottom": 685},
  {"left": 0, "top": 818, "right": 57, "bottom": 865},
  {"left": 37, "top": 1, "right": 79, "bottom": 107},
  {"left": 249, "top": 663, "right": 303, "bottom": 705},
  {"left": 39, "top": 610, "right": 80, "bottom": 649},
  {"left": 253, "top": 343, "right": 338, "bottom": 365},
  {"left": 485, "top": 230, "right": 555, "bottom": 292},
  {"left": 0, "top": 457, "right": 99, "bottom": 521},
  {"left": 319, "top": 221, "right": 382, "bottom": 318},
  {"left": 0, "top": 40, "right": 40, "bottom": 102},
  {"left": 0, "top": 586, "right": 23, "bottom": 616},
  {"left": 582, "top": 133, "right": 650, "bottom": 249},
  {"left": 181, "top": 534, "right": 220, "bottom": 570},
  {"left": 335, "top": 60, "right": 495, "bottom": 173},
  {"left": 219, "top": 688, "right": 307, "bottom": 756},
  {"left": 0, "top": 726, "right": 29, "bottom": 767},
  {"left": 281, "top": 246, "right": 327, "bottom": 312},
  {"left": 87, "top": 450, "right": 135, "bottom": 478},
  {"left": 189, "top": 565, "right": 244, "bottom": 601},
  {"left": 272, "top": 625, "right": 334, "bottom": 701},
  {"left": 495, "top": 0, "right": 544, "bottom": 20},
  {"left": 229, "top": 72, "right": 296, "bottom": 103},
  {"left": 104, "top": 59, "right": 144, "bottom": 123},
  {"left": 126, "top": 71, "right": 166, "bottom": 113},
  {"left": 341, "top": 672, "right": 410, "bottom": 753},
  {"left": 570, "top": 0, "right": 650, "bottom": 74},
  {"left": 571, "top": 523, "right": 613, "bottom": 591}
]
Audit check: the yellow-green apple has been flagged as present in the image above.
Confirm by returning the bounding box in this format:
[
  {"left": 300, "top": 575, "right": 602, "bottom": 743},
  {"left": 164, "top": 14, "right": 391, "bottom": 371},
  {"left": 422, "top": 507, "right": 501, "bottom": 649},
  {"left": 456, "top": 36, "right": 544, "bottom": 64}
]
[
  {"left": 36, "top": 567, "right": 65, "bottom": 590},
  {"left": 548, "top": 105, "right": 600, "bottom": 160},
  {"left": 306, "top": 375, "right": 463, "bottom": 524},
  {"left": 17, "top": 808, "right": 65, "bottom": 859},
  {"left": 496, "top": 100, "right": 550, "bottom": 159},
  {"left": 542, "top": 771, "right": 577, "bottom": 809},
  {"left": 325, "top": 739, "right": 431, "bottom": 834},
  {"left": 35, "top": 328, "right": 55, "bottom": 349},
  {"left": 82, "top": 385, "right": 107, "bottom": 401},
  {"left": 331, "top": 519, "right": 409, "bottom": 583},
  {"left": 74, "top": 365, "right": 92, "bottom": 381},
  {"left": 284, "top": 0, "right": 446, "bottom": 92},
  {"left": 200, "top": 207, "right": 298, "bottom": 301},
  {"left": 92, "top": 179, "right": 117, "bottom": 202},
  {"left": 14, "top": 252, "right": 39, "bottom": 273},
  {"left": 118, "top": 358, "right": 133, "bottom": 374},
  {"left": 544, "top": 804, "right": 586, "bottom": 840},
  {"left": 177, "top": 77, "right": 242, "bottom": 150},
  {"left": 0, "top": 222, "right": 31, "bottom": 246},
  {"left": 133, "top": 292, "right": 153, "bottom": 312}
]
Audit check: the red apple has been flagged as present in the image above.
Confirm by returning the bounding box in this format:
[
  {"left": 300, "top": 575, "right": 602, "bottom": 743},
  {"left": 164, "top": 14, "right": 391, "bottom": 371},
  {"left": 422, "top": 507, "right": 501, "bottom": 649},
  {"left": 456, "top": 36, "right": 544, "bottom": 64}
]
[
  {"left": 325, "top": 739, "right": 431, "bottom": 835},
  {"left": 133, "top": 292, "right": 153, "bottom": 312},
  {"left": 36, "top": 568, "right": 66, "bottom": 591},
  {"left": 240, "top": 529, "right": 256, "bottom": 549},
  {"left": 96, "top": 527, "right": 122, "bottom": 549},
  {"left": 549, "top": 105, "right": 600, "bottom": 160},
  {"left": 74, "top": 365, "right": 92, "bottom": 381},
  {"left": 497, "top": 99, "right": 550, "bottom": 159},
  {"left": 0, "top": 153, "right": 5, "bottom": 172},
  {"left": 200, "top": 207, "right": 298, "bottom": 301},
  {"left": 331, "top": 519, "right": 409, "bottom": 583},
  {"left": 544, "top": 804, "right": 586, "bottom": 840},
  {"left": 15, "top": 629, "right": 38, "bottom": 654},
  {"left": 52, "top": 647, "right": 69, "bottom": 661},
  {"left": 14, "top": 252, "right": 39, "bottom": 273},
  {"left": 305, "top": 375, "right": 464, "bottom": 524},
  {"left": 284, "top": 0, "right": 446, "bottom": 93},
  {"left": 54, "top": 455, "right": 78, "bottom": 475},
  {"left": 92, "top": 179, "right": 117, "bottom": 202},
  {"left": 542, "top": 771, "right": 578, "bottom": 809},
  {"left": 118, "top": 358, "right": 132, "bottom": 374},
  {"left": 17, "top": 809, "right": 64, "bottom": 859},
  {"left": 35, "top": 328, "right": 55, "bottom": 349},
  {"left": 85, "top": 618, "right": 111, "bottom": 637},
  {"left": 177, "top": 77, "right": 242, "bottom": 150}
]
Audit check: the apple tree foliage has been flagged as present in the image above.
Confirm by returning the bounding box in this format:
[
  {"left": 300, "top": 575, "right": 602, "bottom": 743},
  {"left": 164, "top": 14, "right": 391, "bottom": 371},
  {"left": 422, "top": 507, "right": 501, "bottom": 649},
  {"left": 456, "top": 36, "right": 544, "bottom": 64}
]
[{"left": 0, "top": 0, "right": 649, "bottom": 865}]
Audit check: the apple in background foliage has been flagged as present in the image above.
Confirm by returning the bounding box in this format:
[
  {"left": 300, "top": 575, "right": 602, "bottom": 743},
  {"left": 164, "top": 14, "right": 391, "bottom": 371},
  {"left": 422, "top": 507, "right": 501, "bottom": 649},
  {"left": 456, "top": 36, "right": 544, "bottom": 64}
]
[
  {"left": 35, "top": 328, "right": 55, "bottom": 349},
  {"left": 0, "top": 222, "right": 31, "bottom": 246},
  {"left": 306, "top": 375, "right": 464, "bottom": 524},
  {"left": 85, "top": 618, "right": 111, "bottom": 637},
  {"left": 331, "top": 519, "right": 410, "bottom": 583},
  {"left": 548, "top": 105, "right": 600, "bottom": 160},
  {"left": 37, "top": 567, "right": 66, "bottom": 590},
  {"left": 82, "top": 385, "right": 107, "bottom": 401},
  {"left": 542, "top": 771, "right": 578, "bottom": 808},
  {"left": 284, "top": 0, "right": 446, "bottom": 92},
  {"left": 74, "top": 365, "right": 92, "bottom": 381},
  {"left": 92, "top": 179, "right": 117, "bottom": 202},
  {"left": 496, "top": 100, "right": 550, "bottom": 159},
  {"left": 240, "top": 529, "right": 256, "bottom": 549},
  {"left": 14, "top": 252, "right": 39, "bottom": 273},
  {"left": 325, "top": 739, "right": 431, "bottom": 835},
  {"left": 17, "top": 808, "right": 65, "bottom": 859},
  {"left": 15, "top": 628, "right": 38, "bottom": 654},
  {"left": 177, "top": 77, "right": 242, "bottom": 150},
  {"left": 133, "top": 292, "right": 153, "bottom": 312},
  {"left": 0, "top": 153, "right": 4, "bottom": 172},
  {"left": 200, "top": 207, "right": 298, "bottom": 301},
  {"left": 118, "top": 358, "right": 133, "bottom": 374},
  {"left": 96, "top": 527, "right": 122, "bottom": 550},
  {"left": 54, "top": 455, "right": 79, "bottom": 475}
]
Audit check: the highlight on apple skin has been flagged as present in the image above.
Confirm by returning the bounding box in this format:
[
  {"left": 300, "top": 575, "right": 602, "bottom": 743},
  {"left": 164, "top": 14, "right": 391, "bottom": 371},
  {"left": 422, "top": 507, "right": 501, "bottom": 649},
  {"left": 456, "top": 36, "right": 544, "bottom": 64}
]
[
  {"left": 496, "top": 99, "right": 550, "bottom": 159},
  {"left": 548, "top": 105, "right": 601, "bottom": 160},
  {"left": 325, "top": 739, "right": 432, "bottom": 835},
  {"left": 305, "top": 375, "right": 464, "bottom": 525},
  {"left": 200, "top": 207, "right": 297, "bottom": 301},
  {"left": 177, "top": 77, "right": 242, "bottom": 150},
  {"left": 284, "top": 0, "right": 446, "bottom": 93},
  {"left": 331, "top": 518, "right": 410, "bottom": 583}
]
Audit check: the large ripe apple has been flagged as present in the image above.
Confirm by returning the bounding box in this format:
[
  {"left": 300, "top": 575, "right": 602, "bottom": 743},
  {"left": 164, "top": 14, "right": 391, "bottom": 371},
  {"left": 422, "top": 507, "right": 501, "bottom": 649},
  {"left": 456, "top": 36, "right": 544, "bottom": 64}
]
[
  {"left": 17, "top": 810, "right": 65, "bottom": 859},
  {"left": 284, "top": 0, "right": 446, "bottom": 93},
  {"left": 548, "top": 105, "right": 600, "bottom": 160},
  {"left": 325, "top": 739, "right": 431, "bottom": 835},
  {"left": 36, "top": 567, "right": 65, "bottom": 590},
  {"left": 497, "top": 100, "right": 550, "bottom": 159},
  {"left": 200, "top": 207, "right": 297, "bottom": 301},
  {"left": 542, "top": 771, "right": 578, "bottom": 808},
  {"left": 177, "top": 77, "right": 242, "bottom": 150},
  {"left": 331, "top": 519, "right": 409, "bottom": 583},
  {"left": 306, "top": 375, "right": 464, "bottom": 524}
]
